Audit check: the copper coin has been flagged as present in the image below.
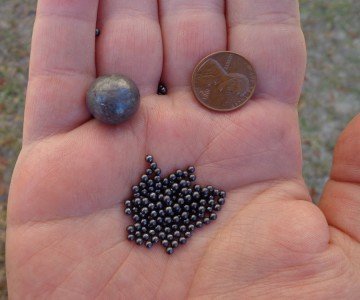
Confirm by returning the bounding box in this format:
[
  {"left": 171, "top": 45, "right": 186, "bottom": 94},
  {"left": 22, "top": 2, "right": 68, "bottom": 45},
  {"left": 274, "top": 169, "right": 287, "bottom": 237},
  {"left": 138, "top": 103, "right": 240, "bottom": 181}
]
[{"left": 192, "top": 51, "right": 256, "bottom": 111}]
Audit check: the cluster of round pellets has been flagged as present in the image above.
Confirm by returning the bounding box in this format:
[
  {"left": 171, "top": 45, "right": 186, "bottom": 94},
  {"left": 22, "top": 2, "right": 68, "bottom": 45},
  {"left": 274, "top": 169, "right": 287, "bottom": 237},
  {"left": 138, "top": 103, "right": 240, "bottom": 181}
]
[{"left": 124, "top": 155, "right": 226, "bottom": 255}]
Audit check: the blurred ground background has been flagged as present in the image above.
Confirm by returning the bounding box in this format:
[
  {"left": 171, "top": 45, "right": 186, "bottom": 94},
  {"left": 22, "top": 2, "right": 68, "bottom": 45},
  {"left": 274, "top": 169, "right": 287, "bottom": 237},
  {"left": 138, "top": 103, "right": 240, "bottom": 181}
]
[{"left": 0, "top": 0, "right": 359, "bottom": 297}]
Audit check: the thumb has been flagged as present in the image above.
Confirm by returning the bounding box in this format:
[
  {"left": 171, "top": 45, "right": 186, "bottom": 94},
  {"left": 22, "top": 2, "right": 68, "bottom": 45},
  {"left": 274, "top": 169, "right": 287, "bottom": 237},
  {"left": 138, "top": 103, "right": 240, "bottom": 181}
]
[{"left": 319, "top": 114, "right": 360, "bottom": 241}]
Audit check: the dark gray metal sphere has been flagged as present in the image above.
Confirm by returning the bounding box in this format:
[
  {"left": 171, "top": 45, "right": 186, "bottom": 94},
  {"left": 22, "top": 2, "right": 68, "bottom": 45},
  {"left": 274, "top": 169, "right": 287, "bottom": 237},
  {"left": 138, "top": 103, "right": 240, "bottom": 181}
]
[{"left": 86, "top": 75, "right": 140, "bottom": 125}]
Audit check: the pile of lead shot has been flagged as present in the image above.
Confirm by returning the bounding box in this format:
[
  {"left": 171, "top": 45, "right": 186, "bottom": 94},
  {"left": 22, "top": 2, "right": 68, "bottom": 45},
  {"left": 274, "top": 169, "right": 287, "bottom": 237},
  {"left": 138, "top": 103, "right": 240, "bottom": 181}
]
[{"left": 125, "top": 155, "right": 226, "bottom": 254}]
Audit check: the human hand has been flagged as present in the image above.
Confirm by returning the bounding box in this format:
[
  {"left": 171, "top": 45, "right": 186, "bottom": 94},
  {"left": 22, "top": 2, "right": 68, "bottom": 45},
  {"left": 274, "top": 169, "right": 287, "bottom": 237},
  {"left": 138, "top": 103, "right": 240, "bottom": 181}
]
[{"left": 6, "top": 0, "right": 360, "bottom": 298}]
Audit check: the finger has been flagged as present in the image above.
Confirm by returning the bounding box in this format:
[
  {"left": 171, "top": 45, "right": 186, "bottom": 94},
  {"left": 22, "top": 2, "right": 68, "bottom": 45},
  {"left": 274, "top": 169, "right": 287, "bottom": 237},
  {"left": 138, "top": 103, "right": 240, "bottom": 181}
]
[
  {"left": 96, "top": 0, "right": 162, "bottom": 96},
  {"left": 319, "top": 114, "right": 360, "bottom": 241},
  {"left": 159, "top": 0, "right": 227, "bottom": 89},
  {"left": 24, "top": 0, "right": 99, "bottom": 143},
  {"left": 227, "top": 0, "right": 306, "bottom": 104}
]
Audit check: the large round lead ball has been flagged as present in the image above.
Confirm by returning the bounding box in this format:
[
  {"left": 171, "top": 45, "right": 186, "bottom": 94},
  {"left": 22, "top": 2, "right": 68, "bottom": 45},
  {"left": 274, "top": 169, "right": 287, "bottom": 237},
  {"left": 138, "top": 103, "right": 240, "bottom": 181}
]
[{"left": 86, "top": 75, "right": 140, "bottom": 125}]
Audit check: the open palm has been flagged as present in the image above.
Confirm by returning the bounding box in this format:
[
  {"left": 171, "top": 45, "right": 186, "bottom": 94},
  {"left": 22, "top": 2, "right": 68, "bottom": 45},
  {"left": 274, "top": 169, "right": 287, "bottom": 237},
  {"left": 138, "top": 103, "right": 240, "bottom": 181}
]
[{"left": 6, "top": 0, "right": 360, "bottom": 298}]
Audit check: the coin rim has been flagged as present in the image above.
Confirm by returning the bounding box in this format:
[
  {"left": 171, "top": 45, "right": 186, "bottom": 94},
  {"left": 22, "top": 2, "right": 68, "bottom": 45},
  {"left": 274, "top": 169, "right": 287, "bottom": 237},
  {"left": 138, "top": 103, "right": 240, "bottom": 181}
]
[{"left": 191, "top": 51, "right": 257, "bottom": 112}]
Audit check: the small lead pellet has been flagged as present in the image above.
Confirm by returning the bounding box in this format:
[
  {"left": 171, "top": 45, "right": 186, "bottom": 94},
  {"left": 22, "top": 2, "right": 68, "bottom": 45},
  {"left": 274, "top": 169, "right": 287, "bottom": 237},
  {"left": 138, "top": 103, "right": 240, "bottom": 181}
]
[
  {"left": 195, "top": 221, "right": 203, "bottom": 228},
  {"left": 127, "top": 225, "right": 135, "bottom": 233},
  {"left": 188, "top": 224, "right": 195, "bottom": 231},
  {"left": 87, "top": 75, "right": 140, "bottom": 125},
  {"left": 157, "top": 83, "right": 167, "bottom": 95},
  {"left": 145, "top": 155, "right": 153, "bottom": 163},
  {"left": 166, "top": 247, "right": 174, "bottom": 255},
  {"left": 188, "top": 166, "right": 195, "bottom": 173},
  {"left": 218, "top": 198, "right": 225, "bottom": 205},
  {"left": 184, "top": 232, "right": 192, "bottom": 238},
  {"left": 179, "top": 237, "right": 187, "bottom": 244},
  {"left": 214, "top": 204, "right": 222, "bottom": 211},
  {"left": 210, "top": 213, "right": 217, "bottom": 220}
]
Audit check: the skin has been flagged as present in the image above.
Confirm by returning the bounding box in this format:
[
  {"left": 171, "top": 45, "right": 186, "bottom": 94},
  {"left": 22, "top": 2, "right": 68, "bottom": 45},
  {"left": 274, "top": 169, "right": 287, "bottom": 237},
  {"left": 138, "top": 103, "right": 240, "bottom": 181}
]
[{"left": 6, "top": 0, "right": 360, "bottom": 299}]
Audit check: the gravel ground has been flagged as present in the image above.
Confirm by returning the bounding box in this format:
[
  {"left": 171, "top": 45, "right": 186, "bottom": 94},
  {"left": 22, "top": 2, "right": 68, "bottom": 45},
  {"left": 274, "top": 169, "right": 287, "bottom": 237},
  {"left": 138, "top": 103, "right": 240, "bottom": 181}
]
[
  {"left": 0, "top": 0, "right": 359, "bottom": 297},
  {"left": 300, "top": 0, "right": 360, "bottom": 200}
]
